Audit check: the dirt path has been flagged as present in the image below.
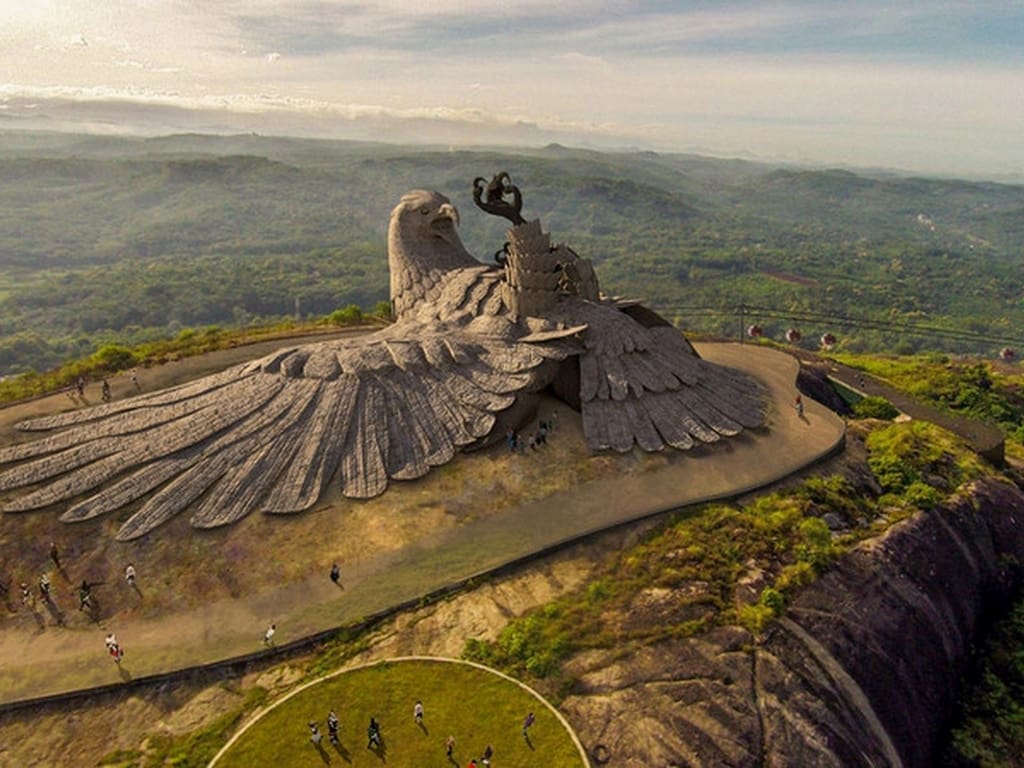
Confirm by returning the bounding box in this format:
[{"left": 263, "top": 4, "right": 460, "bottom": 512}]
[{"left": 0, "top": 340, "right": 844, "bottom": 705}]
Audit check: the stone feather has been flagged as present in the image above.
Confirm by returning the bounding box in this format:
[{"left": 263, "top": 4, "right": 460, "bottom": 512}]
[{"left": 0, "top": 189, "right": 764, "bottom": 540}]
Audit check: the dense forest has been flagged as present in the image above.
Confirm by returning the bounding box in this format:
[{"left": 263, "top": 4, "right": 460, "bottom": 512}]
[{"left": 0, "top": 130, "right": 1022, "bottom": 375}]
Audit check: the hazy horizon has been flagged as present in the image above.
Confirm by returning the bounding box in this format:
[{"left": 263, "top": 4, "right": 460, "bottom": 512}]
[{"left": 2, "top": 1, "right": 1023, "bottom": 179}]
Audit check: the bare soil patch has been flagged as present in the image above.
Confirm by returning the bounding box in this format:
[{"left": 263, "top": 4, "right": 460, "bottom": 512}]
[{"left": 761, "top": 269, "right": 820, "bottom": 286}]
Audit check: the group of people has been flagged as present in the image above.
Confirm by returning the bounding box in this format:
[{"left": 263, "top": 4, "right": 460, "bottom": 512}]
[
  {"left": 505, "top": 412, "right": 558, "bottom": 454},
  {"left": 65, "top": 369, "right": 141, "bottom": 406},
  {"left": 308, "top": 709, "right": 342, "bottom": 746},
  {"left": 307, "top": 709, "right": 368, "bottom": 749},
  {"left": 307, "top": 698, "right": 530, "bottom": 765},
  {"left": 464, "top": 743, "right": 495, "bottom": 767},
  {"left": 1, "top": 542, "right": 141, "bottom": 664}
]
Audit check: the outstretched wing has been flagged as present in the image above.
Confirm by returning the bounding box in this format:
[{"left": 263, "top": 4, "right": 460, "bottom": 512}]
[
  {"left": 0, "top": 321, "right": 570, "bottom": 540},
  {"left": 555, "top": 299, "right": 766, "bottom": 452}
]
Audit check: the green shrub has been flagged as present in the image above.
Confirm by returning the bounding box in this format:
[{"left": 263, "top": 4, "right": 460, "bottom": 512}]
[
  {"left": 91, "top": 344, "right": 137, "bottom": 372},
  {"left": 866, "top": 421, "right": 988, "bottom": 499},
  {"left": 943, "top": 595, "right": 1024, "bottom": 766},
  {"left": 776, "top": 561, "right": 816, "bottom": 591},
  {"left": 903, "top": 481, "right": 942, "bottom": 510},
  {"left": 327, "top": 304, "right": 363, "bottom": 326},
  {"left": 737, "top": 603, "right": 775, "bottom": 635},
  {"left": 799, "top": 516, "right": 832, "bottom": 550},
  {"left": 587, "top": 579, "right": 611, "bottom": 602},
  {"left": 852, "top": 395, "right": 900, "bottom": 420},
  {"left": 759, "top": 587, "right": 785, "bottom": 612},
  {"left": 866, "top": 453, "right": 915, "bottom": 493}
]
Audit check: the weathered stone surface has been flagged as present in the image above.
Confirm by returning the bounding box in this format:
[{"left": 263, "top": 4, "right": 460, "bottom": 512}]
[
  {"left": 562, "top": 627, "right": 762, "bottom": 767},
  {"left": 797, "top": 361, "right": 853, "bottom": 416},
  {"left": 760, "top": 477, "right": 1024, "bottom": 767},
  {"left": 558, "top": 476, "right": 1024, "bottom": 767}
]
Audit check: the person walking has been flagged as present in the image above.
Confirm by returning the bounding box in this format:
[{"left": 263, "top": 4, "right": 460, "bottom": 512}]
[
  {"left": 413, "top": 699, "right": 424, "bottom": 725},
  {"left": 522, "top": 711, "right": 535, "bottom": 737},
  {"left": 367, "top": 717, "right": 381, "bottom": 749},
  {"left": 125, "top": 563, "right": 137, "bottom": 587},
  {"left": 309, "top": 721, "right": 322, "bottom": 745},
  {"left": 327, "top": 710, "right": 340, "bottom": 744},
  {"left": 78, "top": 580, "right": 93, "bottom": 610},
  {"left": 49, "top": 542, "right": 61, "bottom": 569},
  {"left": 107, "top": 635, "right": 124, "bottom": 663},
  {"left": 39, "top": 573, "right": 51, "bottom": 600},
  {"left": 263, "top": 623, "right": 276, "bottom": 645},
  {"left": 446, "top": 735, "right": 455, "bottom": 758},
  {"left": 481, "top": 744, "right": 493, "bottom": 765},
  {"left": 795, "top": 394, "right": 804, "bottom": 417},
  {"left": 329, "top": 563, "right": 341, "bottom": 586}
]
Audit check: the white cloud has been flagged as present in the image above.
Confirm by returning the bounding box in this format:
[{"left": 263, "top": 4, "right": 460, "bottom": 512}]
[
  {"left": 1, "top": 1, "right": 1021, "bottom": 176},
  {"left": 114, "top": 59, "right": 184, "bottom": 74}
]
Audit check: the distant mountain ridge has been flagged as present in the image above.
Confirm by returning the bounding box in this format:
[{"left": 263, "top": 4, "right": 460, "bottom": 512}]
[{"left": 0, "top": 130, "right": 1021, "bottom": 375}]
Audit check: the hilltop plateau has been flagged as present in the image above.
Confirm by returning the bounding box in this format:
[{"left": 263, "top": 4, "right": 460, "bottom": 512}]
[
  {"left": 1, "top": 132, "right": 1023, "bottom": 766},
  {"left": 0, "top": 330, "right": 1022, "bottom": 765}
]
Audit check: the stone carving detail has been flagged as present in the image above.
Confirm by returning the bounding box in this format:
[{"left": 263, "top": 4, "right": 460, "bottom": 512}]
[
  {"left": 0, "top": 178, "right": 766, "bottom": 540},
  {"left": 502, "top": 219, "right": 561, "bottom": 319}
]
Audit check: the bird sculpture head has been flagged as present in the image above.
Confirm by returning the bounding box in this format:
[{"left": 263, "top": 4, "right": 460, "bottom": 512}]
[{"left": 388, "top": 189, "right": 480, "bottom": 320}]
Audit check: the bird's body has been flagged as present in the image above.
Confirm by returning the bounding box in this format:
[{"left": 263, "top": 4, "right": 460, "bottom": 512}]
[{"left": 0, "top": 189, "right": 764, "bottom": 540}]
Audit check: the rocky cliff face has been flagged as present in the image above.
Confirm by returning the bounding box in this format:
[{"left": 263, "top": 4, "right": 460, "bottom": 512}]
[{"left": 561, "top": 476, "right": 1024, "bottom": 766}]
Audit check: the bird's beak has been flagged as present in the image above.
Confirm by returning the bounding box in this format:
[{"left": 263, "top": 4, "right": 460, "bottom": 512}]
[{"left": 437, "top": 203, "right": 459, "bottom": 227}]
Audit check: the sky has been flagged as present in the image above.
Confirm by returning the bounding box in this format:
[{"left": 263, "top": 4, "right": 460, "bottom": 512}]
[{"left": 1, "top": 1, "right": 1022, "bottom": 178}]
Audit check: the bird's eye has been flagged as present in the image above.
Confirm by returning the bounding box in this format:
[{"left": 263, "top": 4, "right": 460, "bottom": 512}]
[{"left": 420, "top": 206, "right": 430, "bottom": 215}]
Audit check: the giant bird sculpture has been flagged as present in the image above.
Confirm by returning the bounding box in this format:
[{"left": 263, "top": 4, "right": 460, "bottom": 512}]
[{"left": 0, "top": 176, "right": 765, "bottom": 540}]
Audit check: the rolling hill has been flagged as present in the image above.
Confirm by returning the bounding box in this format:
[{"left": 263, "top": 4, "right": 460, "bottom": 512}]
[{"left": 0, "top": 130, "right": 1021, "bottom": 375}]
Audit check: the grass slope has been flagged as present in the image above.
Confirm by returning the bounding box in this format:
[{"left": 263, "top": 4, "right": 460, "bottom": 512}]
[{"left": 214, "top": 659, "right": 583, "bottom": 768}]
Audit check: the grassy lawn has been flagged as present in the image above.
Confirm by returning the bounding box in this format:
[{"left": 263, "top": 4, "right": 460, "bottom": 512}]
[{"left": 212, "top": 658, "right": 585, "bottom": 768}]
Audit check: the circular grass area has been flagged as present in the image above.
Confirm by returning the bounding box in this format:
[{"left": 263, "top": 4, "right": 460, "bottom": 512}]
[{"left": 211, "top": 657, "right": 586, "bottom": 767}]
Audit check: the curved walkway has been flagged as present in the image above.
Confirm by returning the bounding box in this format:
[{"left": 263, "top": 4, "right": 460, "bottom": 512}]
[
  {"left": 0, "top": 343, "right": 845, "bottom": 707},
  {"left": 791, "top": 349, "right": 1005, "bottom": 461},
  {"left": 830, "top": 362, "right": 1004, "bottom": 462}
]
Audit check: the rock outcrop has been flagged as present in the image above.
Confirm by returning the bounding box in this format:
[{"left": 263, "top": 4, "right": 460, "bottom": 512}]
[
  {"left": 797, "top": 360, "right": 853, "bottom": 416},
  {"left": 561, "top": 476, "right": 1024, "bottom": 766}
]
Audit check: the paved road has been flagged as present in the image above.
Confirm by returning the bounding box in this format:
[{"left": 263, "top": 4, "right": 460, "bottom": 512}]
[
  {"left": 791, "top": 349, "right": 1005, "bottom": 462},
  {"left": 0, "top": 342, "right": 845, "bottom": 706}
]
